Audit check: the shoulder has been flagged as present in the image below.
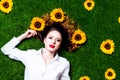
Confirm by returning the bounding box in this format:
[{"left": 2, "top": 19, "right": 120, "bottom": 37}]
[
  {"left": 58, "top": 56, "right": 70, "bottom": 66},
  {"left": 27, "top": 49, "right": 38, "bottom": 52},
  {"left": 26, "top": 48, "right": 42, "bottom": 55}
]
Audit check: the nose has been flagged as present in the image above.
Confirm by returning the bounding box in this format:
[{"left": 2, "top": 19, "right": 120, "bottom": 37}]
[{"left": 52, "top": 39, "right": 56, "bottom": 44}]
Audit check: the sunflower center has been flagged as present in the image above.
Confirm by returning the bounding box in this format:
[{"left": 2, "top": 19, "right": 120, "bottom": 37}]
[
  {"left": 3, "top": 2, "right": 9, "bottom": 9},
  {"left": 55, "top": 12, "right": 62, "bottom": 19},
  {"left": 87, "top": 2, "right": 92, "bottom": 7},
  {"left": 75, "top": 34, "right": 82, "bottom": 41},
  {"left": 34, "top": 21, "right": 41, "bottom": 28},
  {"left": 108, "top": 71, "right": 113, "bottom": 76},
  {"left": 104, "top": 43, "right": 111, "bottom": 50},
  {"left": 83, "top": 79, "right": 86, "bottom": 80}
]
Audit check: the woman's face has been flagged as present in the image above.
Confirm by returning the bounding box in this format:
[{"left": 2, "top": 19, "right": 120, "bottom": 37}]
[{"left": 44, "top": 30, "right": 62, "bottom": 53}]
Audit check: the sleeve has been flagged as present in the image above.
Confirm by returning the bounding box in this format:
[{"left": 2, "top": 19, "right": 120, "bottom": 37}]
[
  {"left": 1, "top": 37, "right": 30, "bottom": 63},
  {"left": 60, "top": 61, "right": 71, "bottom": 80}
]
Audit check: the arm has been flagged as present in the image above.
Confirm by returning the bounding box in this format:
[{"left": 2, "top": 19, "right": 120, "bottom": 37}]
[
  {"left": 1, "top": 29, "right": 37, "bottom": 61},
  {"left": 60, "top": 62, "right": 71, "bottom": 80},
  {"left": 17, "top": 29, "right": 37, "bottom": 41}
]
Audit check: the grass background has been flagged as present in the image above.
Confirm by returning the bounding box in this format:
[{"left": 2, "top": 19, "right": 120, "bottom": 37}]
[{"left": 0, "top": 0, "right": 120, "bottom": 80}]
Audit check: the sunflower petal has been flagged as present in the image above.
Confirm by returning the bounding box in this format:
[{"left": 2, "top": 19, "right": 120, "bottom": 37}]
[
  {"left": 84, "top": 0, "right": 95, "bottom": 11},
  {"left": 71, "top": 29, "right": 86, "bottom": 44},
  {"left": 30, "top": 17, "right": 45, "bottom": 31},
  {"left": 79, "top": 76, "right": 90, "bottom": 80},
  {"left": 100, "top": 39, "right": 115, "bottom": 55},
  {"left": 105, "top": 68, "right": 116, "bottom": 80},
  {"left": 50, "top": 8, "right": 65, "bottom": 22},
  {"left": 0, "top": 0, "right": 13, "bottom": 14}
]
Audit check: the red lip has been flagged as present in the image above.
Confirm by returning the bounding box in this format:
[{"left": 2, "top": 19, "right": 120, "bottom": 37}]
[{"left": 49, "top": 45, "right": 55, "bottom": 48}]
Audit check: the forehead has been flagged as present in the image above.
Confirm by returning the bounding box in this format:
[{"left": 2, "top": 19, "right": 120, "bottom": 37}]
[{"left": 47, "top": 30, "right": 62, "bottom": 38}]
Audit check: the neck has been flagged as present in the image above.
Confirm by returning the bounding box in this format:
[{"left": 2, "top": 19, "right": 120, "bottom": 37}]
[
  {"left": 44, "top": 48, "right": 55, "bottom": 56},
  {"left": 42, "top": 48, "right": 55, "bottom": 64}
]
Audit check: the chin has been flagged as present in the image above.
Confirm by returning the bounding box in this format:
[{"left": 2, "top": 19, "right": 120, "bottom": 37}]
[{"left": 47, "top": 48, "right": 56, "bottom": 53}]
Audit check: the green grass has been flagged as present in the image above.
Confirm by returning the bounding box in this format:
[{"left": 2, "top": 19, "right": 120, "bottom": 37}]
[{"left": 0, "top": 0, "right": 120, "bottom": 80}]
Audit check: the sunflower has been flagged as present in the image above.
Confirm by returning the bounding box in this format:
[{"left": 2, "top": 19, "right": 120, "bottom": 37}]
[
  {"left": 50, "top": 8, "right": 65, "bottom": 22},
  {"left": 71, "top": 29, "right": 86, "bottom": 44},
  {"left": 118, "top": 16, "right": 120, "bottom": 24},
  {"left": 79, "top": 76, "right": 90, "bottom": 80},
  {"left": 84, "top": 0, "right": 95, "bottom": 11},
  {"left": 0, "top": 0, "right": 13, "bottom": 14},
  {"left": 105, "top": 68, "right": 116, "bottom": 80},
  {"left": 100, "top": 39, "right": 115, "bottom": 55},
  {"left": 30, "top": 17, "right": 45, "bottom": 31}
]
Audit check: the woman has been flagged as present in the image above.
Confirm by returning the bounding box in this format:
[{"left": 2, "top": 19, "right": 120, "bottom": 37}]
[{"left": 1, "top": 23, "right": 70, "bottom": 80}]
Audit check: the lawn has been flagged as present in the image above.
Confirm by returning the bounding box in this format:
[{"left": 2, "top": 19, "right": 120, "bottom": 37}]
[{"left": 0, "top": 0, "right": 120, "bottom": 80}]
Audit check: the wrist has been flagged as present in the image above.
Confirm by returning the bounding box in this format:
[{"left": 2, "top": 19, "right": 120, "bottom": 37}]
[{"left": 17, "top": 33, "right": 26, "bottom": 41}]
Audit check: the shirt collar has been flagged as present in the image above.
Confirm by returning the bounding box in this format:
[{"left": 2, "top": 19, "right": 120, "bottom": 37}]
[{"left": 38, "top": 48, "right": 59, "bottom": 61}]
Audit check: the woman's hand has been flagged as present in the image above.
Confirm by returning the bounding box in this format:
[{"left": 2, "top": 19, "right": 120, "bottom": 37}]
[
  {"left": 24, "top": 29, "right": 37, "bottom": 38},
  {"left": 17, "top": 29, "right": 37, "bottom": 41}
]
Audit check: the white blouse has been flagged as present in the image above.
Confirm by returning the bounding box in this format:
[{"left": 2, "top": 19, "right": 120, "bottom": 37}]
[{"left": 1, "top": 37, "right": 70, "bottom": 80}]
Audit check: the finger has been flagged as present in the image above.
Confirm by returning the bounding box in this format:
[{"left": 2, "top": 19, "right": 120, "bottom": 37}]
[
  {"left": 35, "top": 31, "right": 37, "bottom": 35},
  {"left": 31, "top": 31, "right": 37, "bottom": 37},
  {"left": 26, "top": 29, "right": 37, "bottom": 37},
  {"left": 32, "top": 30, "right": 37, "bottom": 36}
]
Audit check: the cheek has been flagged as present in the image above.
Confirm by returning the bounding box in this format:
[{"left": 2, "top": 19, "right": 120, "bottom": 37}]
[
  {"left": 44, "top": 38, "right": 50, "bottom": 44},
  {"left": 56, "top": 42, "right": 61, "bottom": 48},
  {"left": 44, "top": 38, "right": 49, "bottom": 46}
]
